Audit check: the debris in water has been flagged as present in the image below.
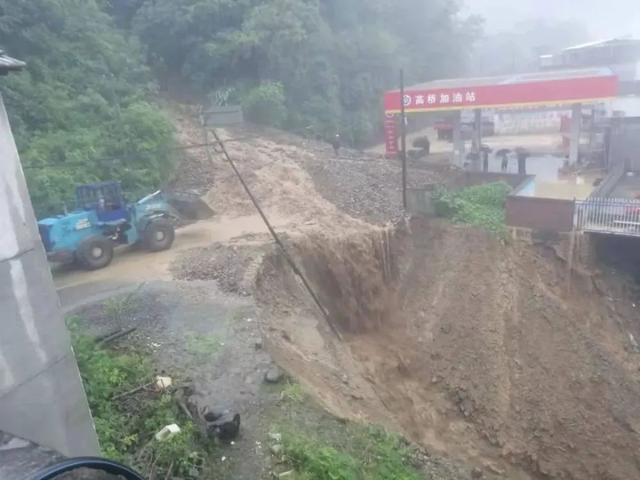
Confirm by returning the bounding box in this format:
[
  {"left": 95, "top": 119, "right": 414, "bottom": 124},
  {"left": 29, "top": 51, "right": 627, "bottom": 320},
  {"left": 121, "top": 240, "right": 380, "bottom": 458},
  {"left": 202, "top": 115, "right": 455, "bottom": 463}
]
[{"left": 155, "top": 424, "right": 181, "bottom": 441}]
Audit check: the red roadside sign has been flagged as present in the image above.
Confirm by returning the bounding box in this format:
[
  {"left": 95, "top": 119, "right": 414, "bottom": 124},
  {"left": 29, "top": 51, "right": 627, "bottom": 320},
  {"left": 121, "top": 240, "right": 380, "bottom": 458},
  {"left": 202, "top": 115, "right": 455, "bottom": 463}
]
[{"left": 384, "top": 113, "right": 398, "bottom": 158}]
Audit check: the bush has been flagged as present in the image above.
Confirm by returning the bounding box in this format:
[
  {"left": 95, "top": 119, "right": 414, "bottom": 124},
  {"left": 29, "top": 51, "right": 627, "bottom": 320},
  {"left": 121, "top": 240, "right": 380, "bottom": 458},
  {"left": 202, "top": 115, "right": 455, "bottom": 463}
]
[
  {"left": 433, "top": 182, "right": 511, "bottom": 235},
  {"left": 281, "top": 426, "right": 421, "bottom": 480},
  {"left": 68, "top": 319, "right": 209, "bottom": 478},
  {"left": 242, "top": 82, "right": 287, "bottom": 127}
]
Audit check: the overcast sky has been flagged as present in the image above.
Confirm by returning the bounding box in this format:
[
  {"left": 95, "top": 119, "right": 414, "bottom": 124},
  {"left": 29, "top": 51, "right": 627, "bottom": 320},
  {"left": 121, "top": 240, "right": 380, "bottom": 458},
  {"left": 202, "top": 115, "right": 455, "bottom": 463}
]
[{"left": 463, "top": 0, "right": 640, "bottom": 39}]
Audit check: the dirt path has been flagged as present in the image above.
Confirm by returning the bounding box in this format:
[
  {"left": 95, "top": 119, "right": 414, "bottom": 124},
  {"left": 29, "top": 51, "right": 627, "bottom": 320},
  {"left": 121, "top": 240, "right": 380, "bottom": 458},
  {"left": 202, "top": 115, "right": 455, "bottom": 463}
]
[{"left": 54, "top": 215, "right": 287, "bottom": 291}]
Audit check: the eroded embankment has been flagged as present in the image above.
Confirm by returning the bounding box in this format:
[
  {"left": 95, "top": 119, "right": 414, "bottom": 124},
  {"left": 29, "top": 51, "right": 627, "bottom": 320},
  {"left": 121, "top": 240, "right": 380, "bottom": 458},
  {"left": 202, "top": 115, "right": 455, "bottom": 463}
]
[{"left": 256, "top": 219, "right": 640, "bottom": 480}]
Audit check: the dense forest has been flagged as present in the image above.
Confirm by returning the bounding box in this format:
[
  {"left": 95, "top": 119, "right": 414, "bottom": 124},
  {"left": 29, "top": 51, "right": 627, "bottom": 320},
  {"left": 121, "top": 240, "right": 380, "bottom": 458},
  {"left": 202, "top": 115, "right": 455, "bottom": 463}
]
[{"left": 0, "top": 0, "right": 482, "bottom": 216}]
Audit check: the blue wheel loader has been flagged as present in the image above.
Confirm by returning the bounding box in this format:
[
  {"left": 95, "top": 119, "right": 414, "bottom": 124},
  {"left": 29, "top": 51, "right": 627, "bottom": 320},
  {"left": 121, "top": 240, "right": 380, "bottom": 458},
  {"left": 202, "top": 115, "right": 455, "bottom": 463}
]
[{"left": 37, "top": 181, "right": 214, "bottom": 270}]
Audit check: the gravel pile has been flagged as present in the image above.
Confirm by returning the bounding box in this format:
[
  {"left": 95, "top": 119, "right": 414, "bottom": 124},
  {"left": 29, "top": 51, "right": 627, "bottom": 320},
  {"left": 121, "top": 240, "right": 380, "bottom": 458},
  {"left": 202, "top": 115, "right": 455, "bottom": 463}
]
[
  {"left": 298, "top": 154, "right": 445, "bottom": 225},
  {"left": 172, "top": 244, "right": 267, "bottom": 295},
  {"left": 168, "top": 149, "right": 216, "bottom": 196}
]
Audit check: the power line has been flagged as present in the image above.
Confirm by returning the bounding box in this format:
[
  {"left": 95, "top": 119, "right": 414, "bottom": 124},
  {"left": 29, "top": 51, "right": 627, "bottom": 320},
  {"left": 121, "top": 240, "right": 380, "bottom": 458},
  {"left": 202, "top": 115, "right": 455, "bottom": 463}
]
[
  {"left": 21, "top": 138, "right": 250, "bottom": 170},
  {"left": 209, "top": 128, "right": 343, "bottom": 341}
]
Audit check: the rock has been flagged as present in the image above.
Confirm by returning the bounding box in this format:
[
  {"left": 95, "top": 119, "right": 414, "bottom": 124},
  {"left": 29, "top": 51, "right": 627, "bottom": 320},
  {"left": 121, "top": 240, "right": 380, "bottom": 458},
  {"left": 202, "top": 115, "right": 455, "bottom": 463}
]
[
  {"left": 268, "top": 432, "right": 282, "bottom": 442},
  {"left": 265, "top": 366, "right": 284, "bottom": 384},
  {"left": 471, "top": 467, "right": 484, "bottom": 479},
  {"left": 483, "top": 462, "right": 505, "bottom": 475},
  {"left": 155, "top": 375, "right": 172, "bottom": 391},
  {"left": 271, "top": 444, "right": 283, "bottom": 455},
  {"left": 206, "top": 412, "right": 241, "bottom": 442},
  {"left": 460, "top": 398, "right": 474, "bottom": 417}
]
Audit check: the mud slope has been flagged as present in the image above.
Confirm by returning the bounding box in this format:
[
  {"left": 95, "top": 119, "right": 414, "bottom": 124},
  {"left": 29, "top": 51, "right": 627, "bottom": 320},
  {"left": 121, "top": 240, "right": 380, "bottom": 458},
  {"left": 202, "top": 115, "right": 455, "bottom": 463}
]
[{"left": 256, "top": 219, "right": 640, "bottom": 480}]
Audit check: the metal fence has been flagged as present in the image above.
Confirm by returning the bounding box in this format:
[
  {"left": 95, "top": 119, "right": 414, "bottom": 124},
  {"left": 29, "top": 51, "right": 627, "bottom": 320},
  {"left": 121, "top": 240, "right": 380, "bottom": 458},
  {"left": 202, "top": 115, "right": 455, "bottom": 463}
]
[{"left": 575, "top": 197, "right": 640, "bottom": 236}]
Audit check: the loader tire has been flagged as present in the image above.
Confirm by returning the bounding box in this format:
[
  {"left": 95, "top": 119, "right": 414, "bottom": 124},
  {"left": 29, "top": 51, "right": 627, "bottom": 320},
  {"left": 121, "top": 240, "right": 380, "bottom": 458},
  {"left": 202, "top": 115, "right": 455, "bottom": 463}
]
[
  {"left": 143, "top": 218, "right": 175, "bottom": 252},
  {"left": 76, "top": 236, "right": 114, "bottom": 270}
]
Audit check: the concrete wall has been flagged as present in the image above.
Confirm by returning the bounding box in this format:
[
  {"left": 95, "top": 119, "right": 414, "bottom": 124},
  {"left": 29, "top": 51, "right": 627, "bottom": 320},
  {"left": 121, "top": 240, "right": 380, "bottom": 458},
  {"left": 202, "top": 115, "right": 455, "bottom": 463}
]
[
  {"left": 452, "top": 171, "right": 529, "bottom": 190},
  {"left": 407, "top": 188, "right": 435, "bottom": 216},
  {"left": 610, "top": 122, "right": 640, "bottom": 172},
  {"left": 506, "top": 196, "right": 575, "bottom": 232},
  {"left": 0, "top": 97, "right": 99, "bottom": 456}
]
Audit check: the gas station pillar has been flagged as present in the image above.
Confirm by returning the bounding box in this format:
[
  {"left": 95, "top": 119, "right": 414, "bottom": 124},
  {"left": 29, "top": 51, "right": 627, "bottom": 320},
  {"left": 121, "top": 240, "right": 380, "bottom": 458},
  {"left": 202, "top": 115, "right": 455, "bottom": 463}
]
[
  {"left": 452, "top": 111, "right": 465, "bottom": 168},
  {"left": 570, "top": 103, "right": 582, "bottom": 165}
]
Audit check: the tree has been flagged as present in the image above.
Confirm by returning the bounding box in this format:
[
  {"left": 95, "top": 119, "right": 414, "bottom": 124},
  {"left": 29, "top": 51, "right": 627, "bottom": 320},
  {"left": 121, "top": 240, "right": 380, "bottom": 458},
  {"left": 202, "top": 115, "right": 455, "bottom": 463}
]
[
  {"left": 131, "top": 0, "right": 481, "bottom": 146},
  {"left": 0, "top": 0, "right": 175, "bottom": 216}
]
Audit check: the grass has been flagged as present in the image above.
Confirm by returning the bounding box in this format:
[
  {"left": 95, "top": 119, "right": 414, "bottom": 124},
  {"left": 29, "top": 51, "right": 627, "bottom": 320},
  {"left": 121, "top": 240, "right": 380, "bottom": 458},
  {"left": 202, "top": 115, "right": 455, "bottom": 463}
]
[
  {"left": 185, "top": 332, "right": 224, "bottom": 358},
  {"left": 103, "top": 291, "right": 141, "bottom": 324},
  {"left": 271, "top": 381, "right": 422, "bottom": 480},
  {"left": 281, "top": 381, "right": 306, "bottom": 403},
  {"left": 277, "top": 426, "right": 421, "bottom": 480},
  {"left": 68, "top": 318, "right": 211, "bottom": 479},
  {"left": 433, "top": 182, "right": 511, "bottom": 236}
]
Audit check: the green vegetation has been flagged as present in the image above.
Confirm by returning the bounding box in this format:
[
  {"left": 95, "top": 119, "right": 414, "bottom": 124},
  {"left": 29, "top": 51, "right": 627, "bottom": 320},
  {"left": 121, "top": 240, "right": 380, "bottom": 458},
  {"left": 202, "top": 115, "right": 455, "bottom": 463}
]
[
  {"left": 103, "top": 292, "right": 141, "bottom": 324},
  {"left": 280, "top": 426, "right": 421, "bottom": 480},
  {"left": 280, "top": 381, "right": 306, "bottom": 403},
  {"left": 0, "top": 1, "right": 482, "bottom": 215},
  {"left": 0, "top": 0, "right": 175, "bottom": 217},
  {"left": 120, "top": 0, "right": 481, "bottom": 145},
  {"left": 433, "top": 182, "right": 512, "bottom": 235},
  {"left": 185, "top": 332, "right": 224, "bottom": 358},
  {"left": 69, "top": 319, "right": 209, "bottom": 479}
]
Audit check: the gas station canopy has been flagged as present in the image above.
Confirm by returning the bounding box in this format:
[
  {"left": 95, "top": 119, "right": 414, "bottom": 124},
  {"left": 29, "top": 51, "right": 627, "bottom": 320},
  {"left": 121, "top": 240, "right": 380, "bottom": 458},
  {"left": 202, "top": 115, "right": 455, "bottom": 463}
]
[{"left": 384, "top": 67, "right": 619, "bottom": 114}]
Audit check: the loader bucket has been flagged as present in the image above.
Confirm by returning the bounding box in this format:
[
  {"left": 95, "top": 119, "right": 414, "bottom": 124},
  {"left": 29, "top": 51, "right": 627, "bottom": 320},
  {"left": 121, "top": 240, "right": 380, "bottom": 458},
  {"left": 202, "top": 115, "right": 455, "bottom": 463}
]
[{"left": 166, "top": 191, "right": 215, "bottom": 221}]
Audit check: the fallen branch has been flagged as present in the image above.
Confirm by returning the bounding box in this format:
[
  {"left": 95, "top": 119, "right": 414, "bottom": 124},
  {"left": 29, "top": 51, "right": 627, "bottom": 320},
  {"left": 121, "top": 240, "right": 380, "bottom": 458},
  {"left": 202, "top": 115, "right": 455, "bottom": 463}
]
[
  {"left": 112, "top": 381, "right": 154, "bottom": 401},
  {"left": 164, "top": 462, "right": 174, "bottom": 480},
  {"left": 98, "top": 327, "right": 137, "bottom": 346},
  {"left": 175, "top": 395, "right": 193, "bottom": 420}
]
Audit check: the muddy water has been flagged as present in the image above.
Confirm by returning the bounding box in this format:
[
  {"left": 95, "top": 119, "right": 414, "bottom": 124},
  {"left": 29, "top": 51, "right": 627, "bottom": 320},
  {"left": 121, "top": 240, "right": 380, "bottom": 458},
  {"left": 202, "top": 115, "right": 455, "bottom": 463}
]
[
  {"left": 53, "top": 214, "right": 286, "bottom": 289},
  {"left": 257, "top": 219, "right": 640, "bottom": 480}
]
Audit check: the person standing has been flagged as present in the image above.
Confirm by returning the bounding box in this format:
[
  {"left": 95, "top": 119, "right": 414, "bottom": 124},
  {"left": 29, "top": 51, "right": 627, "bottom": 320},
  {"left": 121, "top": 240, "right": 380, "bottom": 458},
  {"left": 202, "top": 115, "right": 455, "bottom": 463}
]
[
  {"left": 480, "top": 145, "right": 492, "bottom": 173},
  {"left": 330, "top": 133, "right": 341, "bottom": 157},
  {"left": 497, "top": 149, "right": 510, "bottom": 172},
  {"left": 516, "top": 147, "right": 530, "bottom": 175}
]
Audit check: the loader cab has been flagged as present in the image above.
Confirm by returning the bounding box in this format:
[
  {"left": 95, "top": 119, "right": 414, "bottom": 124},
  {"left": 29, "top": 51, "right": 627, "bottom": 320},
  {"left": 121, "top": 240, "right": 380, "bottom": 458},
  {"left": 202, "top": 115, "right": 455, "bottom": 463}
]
[{"left": 76, "top": 181, "right": 129, "bottom": 223}]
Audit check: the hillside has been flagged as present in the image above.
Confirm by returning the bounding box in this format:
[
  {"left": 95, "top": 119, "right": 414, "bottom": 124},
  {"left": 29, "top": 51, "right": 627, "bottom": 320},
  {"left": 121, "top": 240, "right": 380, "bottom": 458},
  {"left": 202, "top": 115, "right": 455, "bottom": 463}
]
[{"left": 0, "top": 0, "right": 480, "bottom": 216}]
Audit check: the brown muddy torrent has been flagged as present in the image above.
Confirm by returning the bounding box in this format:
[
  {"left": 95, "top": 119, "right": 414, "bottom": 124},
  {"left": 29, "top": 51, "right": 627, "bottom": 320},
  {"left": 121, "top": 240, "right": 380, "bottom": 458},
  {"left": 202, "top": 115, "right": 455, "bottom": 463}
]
[{"left": 255, "top": 219, "right": 640, "bottom": 480}]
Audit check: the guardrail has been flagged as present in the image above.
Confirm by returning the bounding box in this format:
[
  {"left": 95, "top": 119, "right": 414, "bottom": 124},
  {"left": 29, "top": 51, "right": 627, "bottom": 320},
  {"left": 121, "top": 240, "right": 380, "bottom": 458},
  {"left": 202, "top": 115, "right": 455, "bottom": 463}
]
[{"left": 575, "top": 197, "right": 640, "bottom": 237}]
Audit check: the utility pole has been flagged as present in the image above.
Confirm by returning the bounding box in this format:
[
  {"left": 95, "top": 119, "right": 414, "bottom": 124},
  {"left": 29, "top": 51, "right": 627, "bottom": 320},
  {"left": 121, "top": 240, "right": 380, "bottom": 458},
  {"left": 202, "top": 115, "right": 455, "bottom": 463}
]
[{"left": 400, "top": 69, "right": 408, "bottom": 210}]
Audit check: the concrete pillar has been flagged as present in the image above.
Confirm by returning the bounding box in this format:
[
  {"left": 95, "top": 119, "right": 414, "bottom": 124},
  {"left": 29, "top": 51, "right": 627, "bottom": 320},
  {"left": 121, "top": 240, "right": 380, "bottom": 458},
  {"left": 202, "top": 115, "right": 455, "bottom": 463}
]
[
  {"left": 0, "top": 97, "right": 99, "bottom": 456},
  {"left": 570, "top": 103, "right": 582, "bottom": 165},
  {"left": 452, "top": 111, "right": 465, "bottom": 167},
  {"left": 473, "top": 108, "right": 483, "bottom": 152}
]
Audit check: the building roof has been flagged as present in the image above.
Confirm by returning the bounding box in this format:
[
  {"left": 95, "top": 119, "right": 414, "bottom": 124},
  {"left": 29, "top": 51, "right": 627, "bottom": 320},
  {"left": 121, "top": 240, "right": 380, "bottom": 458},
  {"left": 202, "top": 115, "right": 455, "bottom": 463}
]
[
  {"left": 384, "top": 67, "right": 618, "bottom": 113},
  {"left": 563, "top": 38, "right": 640, "bottom": 52},
  {"left": 390, "top": 67, "right": 615, "bottom": 93},
  {"left": 0, "top": 51, "right": 25, "bottom": 75}
]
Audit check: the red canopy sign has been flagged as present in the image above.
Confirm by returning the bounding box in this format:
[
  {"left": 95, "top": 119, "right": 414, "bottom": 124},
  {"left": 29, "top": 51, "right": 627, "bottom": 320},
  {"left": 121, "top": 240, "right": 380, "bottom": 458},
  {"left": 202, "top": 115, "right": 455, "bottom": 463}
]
[{"left": 384, "top": 74, "right": 618, "bottom": 113}]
